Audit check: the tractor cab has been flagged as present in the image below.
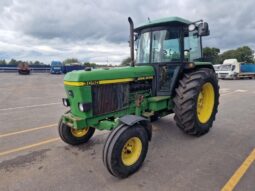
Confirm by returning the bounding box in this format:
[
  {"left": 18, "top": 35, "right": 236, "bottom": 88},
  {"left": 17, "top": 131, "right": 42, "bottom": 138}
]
[{"left": 132, "top": 17, "right": 210, "bottom": 95}]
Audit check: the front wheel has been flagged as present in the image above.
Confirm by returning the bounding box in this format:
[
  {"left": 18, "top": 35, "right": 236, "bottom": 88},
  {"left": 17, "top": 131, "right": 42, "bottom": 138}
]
[
  {"left": 103, "top": 124, "right": 149, "bottom": 178},
  {"left": 58, "top": 119, "right": 95, "bottom": 145},
  {"left": 173, "top": 68, "right": 219, "bottom": 136}
]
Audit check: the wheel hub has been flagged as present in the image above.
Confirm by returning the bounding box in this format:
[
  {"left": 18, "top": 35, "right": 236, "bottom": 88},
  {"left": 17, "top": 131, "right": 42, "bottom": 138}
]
[
  {"left": 71, "top": 128, "right": 89, "bottom": 138},
  {"left": 197, "top": 82, "right": 215, "bottom": 123},
  {"left": 121, "top": 137, "right": 142, "bottom": 166}
]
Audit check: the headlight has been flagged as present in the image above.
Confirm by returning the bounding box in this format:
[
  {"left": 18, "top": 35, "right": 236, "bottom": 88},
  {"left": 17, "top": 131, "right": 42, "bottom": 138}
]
[
  {"left": 79, "top": 103, "right": 84, "bottom": 112},
  {"left": 67, "top": 90, "right": 74, "bottom": 97},
  {"left": 188, "top": 24, "right": 196, "bottom": 32},
  {"left": 78, "top": 103, "right": 92, "bottom": 112},
  {"left": 62, "top": 98, "right": 70, "bottom": 107}
]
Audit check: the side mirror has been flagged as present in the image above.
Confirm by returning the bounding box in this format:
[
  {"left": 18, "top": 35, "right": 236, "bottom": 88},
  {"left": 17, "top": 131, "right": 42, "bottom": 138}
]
[{"left": 198, "top": 22, "right": 210, "bottom": 36}]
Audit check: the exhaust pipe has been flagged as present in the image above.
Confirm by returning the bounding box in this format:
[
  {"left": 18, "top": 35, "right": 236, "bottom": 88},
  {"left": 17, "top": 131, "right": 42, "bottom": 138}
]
[{"left": 128, "top": 17, "right": 135, "bottom": 67}]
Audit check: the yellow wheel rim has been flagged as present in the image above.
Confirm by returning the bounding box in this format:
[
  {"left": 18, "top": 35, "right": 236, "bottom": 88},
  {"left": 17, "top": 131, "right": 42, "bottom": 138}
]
[
  {"left": 121, "top": 137, "right": 142, "bottom": 166},
  {"left": 71, "top": 128, "right": 89, "bottom": 138},
  {"left": 197, "top": 82, "right": 215, "bottom": 124}
]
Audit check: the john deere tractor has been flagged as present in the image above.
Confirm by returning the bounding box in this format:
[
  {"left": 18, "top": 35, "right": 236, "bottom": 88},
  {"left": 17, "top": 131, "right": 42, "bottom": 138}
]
[{"left": 59, "top": 16, "right": 219, "bottom": 178}]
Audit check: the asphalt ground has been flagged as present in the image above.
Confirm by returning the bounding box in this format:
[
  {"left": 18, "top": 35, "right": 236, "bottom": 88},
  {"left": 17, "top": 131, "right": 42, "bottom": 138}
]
[{"left": 0, "top": 73, "right": 255, "bottom": 191}]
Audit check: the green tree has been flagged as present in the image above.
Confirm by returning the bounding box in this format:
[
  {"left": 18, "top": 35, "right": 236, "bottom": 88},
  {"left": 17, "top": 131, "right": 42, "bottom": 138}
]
[
  {"left": 83, "top": 62, "right": 97, "bottom": 68},
  {"left": 120, "top": 57, "right": 131, "bottom": 66},
  {"left": 203, "top": 47, "right": 220, "bottom": 64},
  {"left": 0, "top": 59, "right": 7, "bottom": 65},
  {"left": 33, "top": 60, "right": 43, "bottom": 65},
  {"left": 219, "top": 50, "right": 236, "bottom": 63},
  {"left": 63, "top": 58, "right": 79, "bottom": 65},
  {"left": 8, "top": 59, "right": 18, "bottom": 66},
  {"left": 219, "top": 46, "right": 254, "bottom": 63},
  {"left": 235, "top": 46, "right": 254, "bottom": 63}
]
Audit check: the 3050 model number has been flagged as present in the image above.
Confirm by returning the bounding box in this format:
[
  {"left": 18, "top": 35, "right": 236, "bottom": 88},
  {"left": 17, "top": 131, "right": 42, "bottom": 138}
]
[{"left": 84, "top": 81, "right": 100, "bottom": 85}]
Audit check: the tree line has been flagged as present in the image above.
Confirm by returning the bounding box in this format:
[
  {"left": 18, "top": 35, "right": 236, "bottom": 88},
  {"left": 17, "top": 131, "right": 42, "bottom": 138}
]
[
  {"left": 0, "top": 59, "right": 44, "bottom": 66},
  {"left": 0, "top": 57, "right": 111, "bottom": 68},
  {"left": 203, "top": 46, "right": 254, "bottom": 64},
  {"left": 63, "top": 58, "right": 114, "bottom": 68}
]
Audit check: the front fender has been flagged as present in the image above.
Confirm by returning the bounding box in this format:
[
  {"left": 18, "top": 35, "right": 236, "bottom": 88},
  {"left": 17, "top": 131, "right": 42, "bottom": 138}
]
[{"left": 119, "top": 115, "right": 152, "bottom": 141}]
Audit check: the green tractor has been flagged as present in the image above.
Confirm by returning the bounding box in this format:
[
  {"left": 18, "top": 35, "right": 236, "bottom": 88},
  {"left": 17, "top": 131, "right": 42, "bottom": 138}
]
[{"left": 59, "top": 16, "right": 219, "bottom": 178}]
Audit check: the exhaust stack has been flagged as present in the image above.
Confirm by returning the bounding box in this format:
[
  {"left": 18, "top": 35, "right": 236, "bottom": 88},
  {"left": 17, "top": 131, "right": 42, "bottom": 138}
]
[{"left": 128, "top": 17, "right": 135, "bottom": 67}]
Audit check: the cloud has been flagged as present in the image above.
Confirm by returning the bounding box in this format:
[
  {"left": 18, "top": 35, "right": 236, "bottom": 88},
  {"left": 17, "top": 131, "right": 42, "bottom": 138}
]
[{"left": 0, "top": 0, "right": 254, "bottom": 64}]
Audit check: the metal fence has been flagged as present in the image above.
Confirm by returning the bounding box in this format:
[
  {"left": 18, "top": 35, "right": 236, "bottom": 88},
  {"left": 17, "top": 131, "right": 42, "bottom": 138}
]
[{"left": 0, "top": 66, "right": 50, "bottom": 73}]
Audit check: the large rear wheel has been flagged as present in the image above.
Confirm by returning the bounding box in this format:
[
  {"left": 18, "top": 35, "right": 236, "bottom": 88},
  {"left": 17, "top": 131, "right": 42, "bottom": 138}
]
[{"left": 173, "top": 68, "right": 219, "bottom": 136}]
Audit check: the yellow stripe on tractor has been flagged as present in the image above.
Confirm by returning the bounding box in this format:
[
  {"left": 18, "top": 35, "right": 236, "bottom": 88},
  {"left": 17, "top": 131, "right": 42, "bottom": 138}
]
[
  {"left": 99, "top": 78, "right": 134, "bottom": 85},
  {"left": 64, "top": 76, "right": 153, "bottom": 87},
  {"left": 64, "top": 81, "right": 86, "bottom": 86}
]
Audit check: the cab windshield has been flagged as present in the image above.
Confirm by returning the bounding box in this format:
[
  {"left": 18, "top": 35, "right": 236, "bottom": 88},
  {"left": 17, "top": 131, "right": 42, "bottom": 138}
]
[
  {"left": 136, "top": 28, "right": 181, "bottom": 64},
  {"left": 136, "top": 28, "right": 202, "bottom": 64},
  {"left": 213, "top": 65, "right": 222, "bottom": 71},
  {"left": 221, "top": 64, "right": 235, "bottom": 71}
]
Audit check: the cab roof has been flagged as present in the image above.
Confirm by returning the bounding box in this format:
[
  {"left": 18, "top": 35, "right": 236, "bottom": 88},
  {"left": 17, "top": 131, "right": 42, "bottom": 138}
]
[{"left": 134, "top": 16, "right": 191, "bottom": 32}]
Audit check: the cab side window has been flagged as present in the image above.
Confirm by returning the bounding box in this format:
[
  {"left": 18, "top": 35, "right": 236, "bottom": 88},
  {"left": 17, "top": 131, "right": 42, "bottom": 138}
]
[{"left": 184, "top": 31, "right": 202, "bottom": 61}]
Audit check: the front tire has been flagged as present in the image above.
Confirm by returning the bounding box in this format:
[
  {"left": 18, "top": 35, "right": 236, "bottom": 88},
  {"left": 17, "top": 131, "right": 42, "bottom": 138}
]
[
  {"left": 58, "top": 119, "right": 95, "bottom": 145},
  {"left": 173, "top": 68, "right": 219, "bottom": 136},
  {"left": 103, "top": 124, "right": 149, "bottom": 178}
]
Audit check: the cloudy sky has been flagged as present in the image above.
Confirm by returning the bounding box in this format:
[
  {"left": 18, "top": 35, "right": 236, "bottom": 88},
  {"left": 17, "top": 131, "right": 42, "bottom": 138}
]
[{"left": 0, "top": 0, "right": 255, "bottom": 65}]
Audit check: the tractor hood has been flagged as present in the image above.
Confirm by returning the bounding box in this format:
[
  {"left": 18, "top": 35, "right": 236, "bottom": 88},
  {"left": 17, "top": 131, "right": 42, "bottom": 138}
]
[{"left": 64, "top": 66, "right": 154, "bottom": 83}]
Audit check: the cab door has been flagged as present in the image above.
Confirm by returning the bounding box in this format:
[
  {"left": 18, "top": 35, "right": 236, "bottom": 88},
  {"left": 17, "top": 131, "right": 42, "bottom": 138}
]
[
  {"left": 155, "top": 63, "right": 181, "bottom": 96},
  {"left": 150, "top": 28, "right": 182, "bottom": 96}
]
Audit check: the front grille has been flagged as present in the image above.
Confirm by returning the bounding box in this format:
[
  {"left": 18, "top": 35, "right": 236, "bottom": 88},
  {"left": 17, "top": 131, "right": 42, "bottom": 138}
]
[
  {"left": 219, "top": 73, "right": 228, "bottom": 78},
  {"left": 92, "top": 84, "right": 129, "bottom": 115}
]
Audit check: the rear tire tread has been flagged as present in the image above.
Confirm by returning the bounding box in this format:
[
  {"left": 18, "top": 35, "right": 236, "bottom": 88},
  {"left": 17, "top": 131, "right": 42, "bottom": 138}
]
[{"left": 173, "top": 68, "right": 219, "bottom": 136}]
